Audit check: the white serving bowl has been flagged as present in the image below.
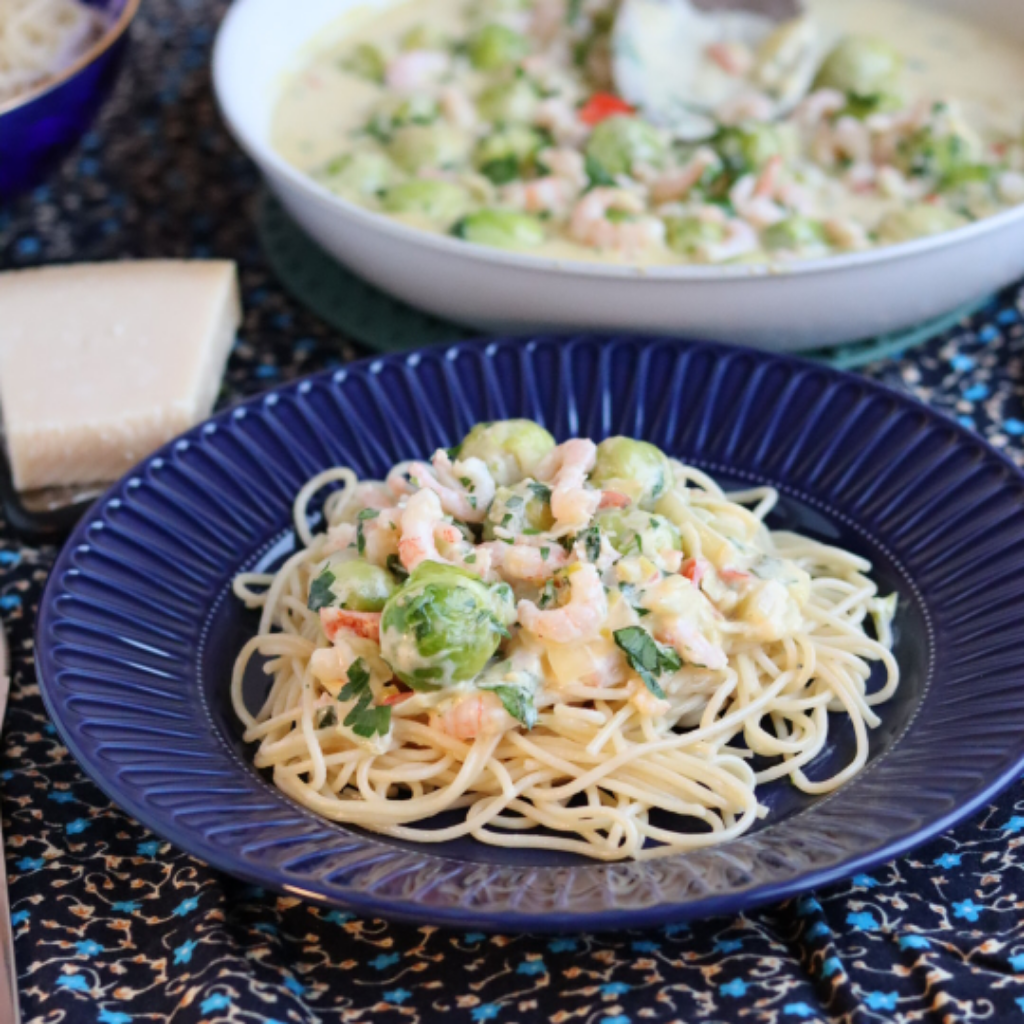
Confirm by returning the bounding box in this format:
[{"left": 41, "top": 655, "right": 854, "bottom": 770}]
[{"left": 213, "top": 0, "right": 1024, "bottom": 351}]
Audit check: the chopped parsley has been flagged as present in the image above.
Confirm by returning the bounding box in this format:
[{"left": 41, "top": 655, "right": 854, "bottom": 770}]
[
  {"left": 538, "top": 578, "right": 558, "bottom": 609},
  {"left": 612, "top": 626, "right": 682, "bottom": 699},
  {"left": 579, "top": 526, "right": 601, "bottom": 563},
  {"left": 386, "top": 554, "right": 409, "bottom": 580},
  {"left": 355, "top": 507, "right": 379, "bottom": 555},
  {"left": 459, "top": 476, "right": 473, "bottom": 489},
  {"left": 445, "top": 444, "right": 462, "bottom": 461},
  {"left": 540, "top": 546, "right": 550, "bottom": 561},
  {"left": 501, "top": 513, "right": 514, "bottom": 528},
  {"left": 308, "top": 568, "right": 336, "bottom": 611},
  {"left": 505, "top": 495, "right": 523, "bottom": 509},
  {"left": 465, "top": 553, "right": 477, "bottom": 564},
  {"left": 528, "top": 482, "right": 552, "bottom": 504},
  {"left": 483, "top": 684, "right": 537, "bottom": 730},
  {"left": 317, "top": 706, "right": 338, "bottom": 729},
  {"left": 338, "top": 658, "right": 391, "bottom": 738}
]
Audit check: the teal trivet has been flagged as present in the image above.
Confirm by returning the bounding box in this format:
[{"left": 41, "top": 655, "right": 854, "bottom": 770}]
[{"left": 258, "top": 193, "right": 987, "bottom": 368}]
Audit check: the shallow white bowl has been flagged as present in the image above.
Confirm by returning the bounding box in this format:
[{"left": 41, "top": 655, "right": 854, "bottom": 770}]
[{"left": 214, "top": 0, "right": 1024, "bottom": 350}]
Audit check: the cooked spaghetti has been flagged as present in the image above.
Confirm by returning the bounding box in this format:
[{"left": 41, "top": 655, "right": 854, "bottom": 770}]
[
  {"left": 0, "top": 0, "right": 104, "bottom": 104},
  {"left": 232, "top": 421, "right": 898, "bottom": 860}
]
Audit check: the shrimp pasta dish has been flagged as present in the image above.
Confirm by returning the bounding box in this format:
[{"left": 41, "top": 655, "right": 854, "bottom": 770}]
[
  {"left": 232, "top": 421, "right": 899, "bottom": 860},
  {"left": 273, "top": 0, "right": 1024, "bottom": 265}
]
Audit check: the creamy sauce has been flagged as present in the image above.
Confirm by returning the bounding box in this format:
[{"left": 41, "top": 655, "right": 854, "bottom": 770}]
[{"left": 272, "top": 0, "right": 1024, "bottom": 266}]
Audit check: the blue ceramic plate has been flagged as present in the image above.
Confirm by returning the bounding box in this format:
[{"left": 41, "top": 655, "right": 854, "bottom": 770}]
[{"left": 36, "top": 337, "right": 1024, "bottom": 932}]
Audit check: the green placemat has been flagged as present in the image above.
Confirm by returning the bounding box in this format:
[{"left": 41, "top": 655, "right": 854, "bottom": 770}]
[{"left": 258, "top": 193, "right": 987, "bottom": 368}]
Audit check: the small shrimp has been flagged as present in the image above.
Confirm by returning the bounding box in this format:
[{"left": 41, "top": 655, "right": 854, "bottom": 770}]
[
  {"left": 479, "top": 541, "right": 568, "bottom": 582},
  {"left": 598, "top": 490, "right": 631, "bottom": 510},
  {"left": 715, "top": 90, "right": 774, "bottom": 126},
  {"left": 656, "top": 617, "right": 728, "bottom": 670},
  {"left": 407, "top": 451, "right": 495, "bottom": 523},
  {"left": 320, "top": 608, "right": 382, "bottom": 644},
  {"left": 534, "top": 97, "right": 589, "bottom": 147},
  {"left": 434, "top": 690, "right": 514, "bottom": 740},
  {"left": 397, "top": 489, "right": 463, "bottom": 572},
  {"left": 796, "top": 88, "right": 845, "bottom": 127},
  {"left": 503, "top": 176, "right": 576, "bottom": 216},
  {"left": 536, "top": 438, "right": 601, "bottom": 530},
  {"left": 729, "top": 173, "right": 786, "bottom": 229},
  {"left": 832, "top": 116, "right": 872, "bottom": 165},
  {"left": 701, "top": 218, "right": 759, "bottom": 263},
  {"left": 440, "top": 86, "right": 477, "bottom": 130},
  {"left": 384, "top": 50, "right": 449, "bottom": 94},
  {"left": 517, "top": 563, "right": 608, "bottom": 644},
  {"left": 824, "top": 217, "right": 870, "bottom": 250},
  {"left": 540, "top": 147, "right": 588, "bottom": 189},
  {"left": 569, "top": 188, "right": 666, "bottom": 258},
  {"left": 705, "top": 41, "right": 754, "bottom": 77},
  {"left": 649, "top": 147, "right": 720, "bottom": 203}
]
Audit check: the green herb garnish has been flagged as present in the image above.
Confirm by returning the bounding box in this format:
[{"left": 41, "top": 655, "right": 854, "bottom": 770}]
[
  {"left": 338, "top": 658, "right": 391, "bottom": 738},
  {"left": 483, "top": 684, "right": 537, "bottom": 729},
  {"left": 308, "top": 569, "right": 337, "bottom": 611},
  {"left": 612, "top": 627, "right": 682, "bottom": 698}
]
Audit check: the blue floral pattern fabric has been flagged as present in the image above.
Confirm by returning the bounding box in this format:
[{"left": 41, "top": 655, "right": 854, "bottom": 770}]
[{"left": 2, "top": 2, "right": 1024, "bottom": 1022}]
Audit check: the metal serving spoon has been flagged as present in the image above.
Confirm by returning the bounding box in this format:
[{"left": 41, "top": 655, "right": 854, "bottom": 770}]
[{"left": 612, "top": 0, "right": 817, "bottom": 138}]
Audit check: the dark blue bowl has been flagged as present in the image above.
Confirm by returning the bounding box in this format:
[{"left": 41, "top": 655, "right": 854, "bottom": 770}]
[{"left": 0, "top": 0, "right": 139, "bottom": 201}]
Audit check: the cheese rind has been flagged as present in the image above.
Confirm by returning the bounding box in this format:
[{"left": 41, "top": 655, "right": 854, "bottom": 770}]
[{"left": 0, "top": 260, "right": 242, "bottom": 491}]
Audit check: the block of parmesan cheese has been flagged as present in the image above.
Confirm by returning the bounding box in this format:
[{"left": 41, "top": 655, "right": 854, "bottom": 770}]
[{"left": 0, "top": 260, "right": 241, "bottom": 492}]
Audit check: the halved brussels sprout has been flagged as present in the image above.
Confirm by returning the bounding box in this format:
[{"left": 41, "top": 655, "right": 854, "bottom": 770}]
[
  {"left": 875, "top": 204, "right": 968, "bottom": 243},
  {"left": 595, "top": 509, "right": 681, "bottom": 559},
  {"left": 896, "top": 125, "right": 989, "bottom": 189},
  {"left": 380, "top": 562, "right": 515, "bottom": 690},
  {"left": 474, "top": 126, "right": 546, "bottom": 184},
  {"left": 477, "top": 78, "right": 539, "bottom": 125},
  {"left": 381, "top": 180, "right": 472, "bottom": 223},
  {"left": 813, "top": 36, "right": 902, "bottom": 99},
  {"left": 762, "top": 216, "right": 827, "bottom": 251},
  {"left": 585, "top": 116, "right": 668, "bottom": 179},
  {"left": 467, "top": 24, "right": 530, "bottom": 71},
  {"left": 458, "top": 419, "right": 556, "bottom": 486},
  {"left": 387, "top": 123, "right": 473, "bottom": 172},
  {"left": 316, "top": 150, "right": 398, "bottom": 198},
  {"left": 590, "top": 436, "right": 671, "bottom": 508},
  {"left": 664, "top": 216, "right": 726, "bottom": 257},
  {"left": 309, "top": 556, "right": 398, "bottom": 612},
  {"left": 483, "top": 480, "right": 555, "bottom": 540},
  {"left": 342, "top": 42, "right": 386, "bottom": 83},
  {"left": 713, "top": 123, "right": 798, "bottom": 176},
  {"left": 454, "top": 209, "right": 545, "bottom": 249}
]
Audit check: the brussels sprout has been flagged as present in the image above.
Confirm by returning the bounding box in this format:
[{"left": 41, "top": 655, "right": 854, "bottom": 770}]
[
  {"left": 477, "top": 78, "right": 539, "bottom": 125},
  {"left": 590, "top": 437, "right": 671, "bottom": 508},
  {"left": 762, "top": 216, "right": 827, "bottom": 251},
  {"left": 380, "top": 563, "right": 515, "bottom": 690},
  {"left": 467, "top": 24, "right": 530, "bottom": 71},
  {"left": 664, "top": 215, "right": 726, "bottom": 257},
  {"left": 595, "top": 509, "right": 681, "bottom": 558},
  {"left": 813, "top": 36, "right": 902, "bottom": 99},
  {"left": 381, "top": 180, "right": 472, "bottom": 223},
  {"left": 713, "top": 123, "right": 798, "bottom": 176},
  {"left": 387, "top": 123, "right": 473, "bottom": 172},
  {"left": 875, "top": 204, "right": 969, "bottom": 243},
  {"left": 454, "top": 209, "right": 545, "bottom": 249},
  {"left": 309, "top": 557, "right": 398, "bottom": 612},
  {"left": 458, "top": 419, "right": 556, "bottom": 485},
  {"left": 483, "top": 480, "right": 555, "bottom": 540},
  {"left": 400, "top": 24, "right": 448, "bottom": 51},
  {"left": 342, "top": 42, "right": 386, "bottom": 83},
  {"left": 585, "top": 116, "right": 668, "bottom": 180},
  {"left": 316, "top": 150, "right": 398, "bottom": 198},
  {"left": 473, "top": 126, "right": 546, "bottom": 184},
  {"left": 896, "top": 124, "right": 989, "bottom": 189}
]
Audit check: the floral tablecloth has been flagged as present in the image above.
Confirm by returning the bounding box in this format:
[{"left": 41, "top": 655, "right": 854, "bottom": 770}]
[{"left": 2, "top": 3, "right": 1024, "bottom": 1022}]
